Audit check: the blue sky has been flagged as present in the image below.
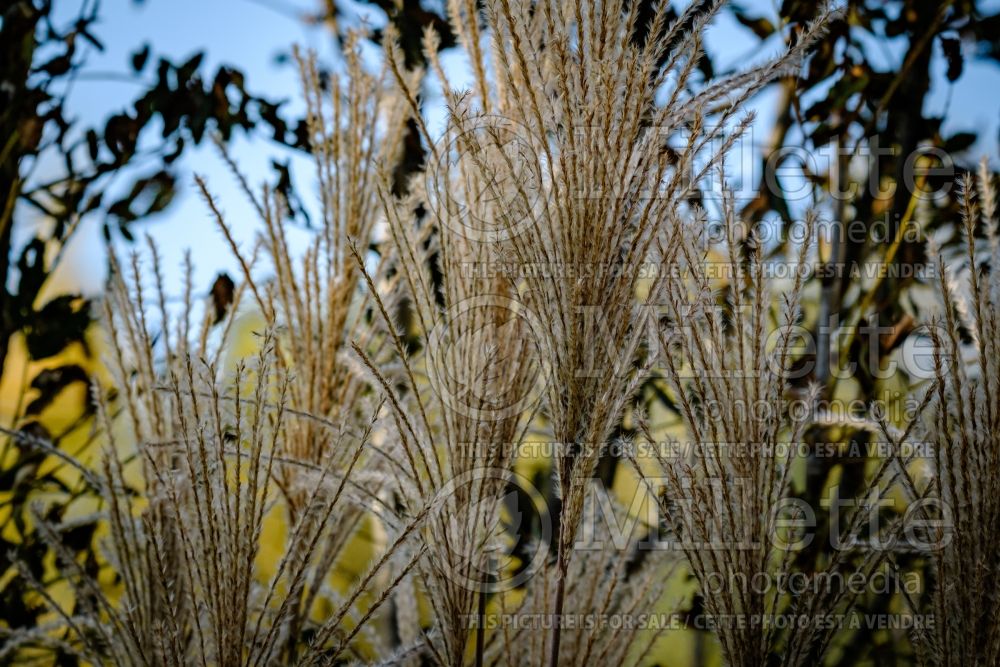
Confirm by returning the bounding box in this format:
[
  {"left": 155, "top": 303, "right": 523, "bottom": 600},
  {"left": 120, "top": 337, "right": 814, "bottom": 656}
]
[{"left": 37, "top": 0, "right": 1000, "bottom": 301}]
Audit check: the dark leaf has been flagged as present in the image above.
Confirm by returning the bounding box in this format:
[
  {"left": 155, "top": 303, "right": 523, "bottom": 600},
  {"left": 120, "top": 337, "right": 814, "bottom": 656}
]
[
  {"left": 16, "top": 239, "right": 48, "bottom": 311},
  {"left": 85, "top": 128, "right": 99, "bottom": 161},
  {"left": 38, "top": 54, "right": 72, "bottom": 76},
  {"left": 178, "top": 52, "right": 205, "bottom": 83},
  {"left": 943, "top": 131, "right": 977, "bottom": 153},
  {"left": 104, "top": 113, "right": 140, "bottom": 161},
  {"left": 26, "top": 365, "right": 90, "bottom": 415},
  {"left": 25, "top": 296, "right": 91, "bottom": 360},
  {"left": 60, "top": 519, "right": 98, "bottom": 552},
  {"left": 941, "top": 37, "right": 964, "bottom": 81},
  {"left": 131, "top": 43, "right": 150, "bottom": 72},
  {"left": 210, "top": 273, "right": 235, "bottom": 325},
  {"left": 733, "top": 9, "right": 776, "bottom": 40}
]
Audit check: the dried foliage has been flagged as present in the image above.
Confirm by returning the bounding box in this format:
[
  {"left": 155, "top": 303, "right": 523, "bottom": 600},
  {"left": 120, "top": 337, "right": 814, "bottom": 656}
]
[
  {"left": 886, "top": 162, "right": 1000, "bottom": 667},
  {"left": 3, "top": 2, "right": 999, "bottom": 667},
  {"left": 631, "top": 195, "right": 913, "bottom": 666},
  {"left": 3, "top": 32, "right": 425, "bottom": 666}
]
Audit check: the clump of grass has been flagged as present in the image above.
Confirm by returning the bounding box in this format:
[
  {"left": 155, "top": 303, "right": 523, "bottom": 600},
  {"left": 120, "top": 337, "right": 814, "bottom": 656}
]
[
  {"left": 207, "top": 38, "right": 410, "bottom": 514},
  {"left": 630, "top": 193, "right": 912, "bottom": 666},
  {"left": 3, "top": 33, "right": 427, "bottom": 664},
  {"left": 481, "top": 495, "right": 676, "bottom": 666},
  {"left": 378, "top": 1, "right": 838, "bottom": 663},
  {"left": 887, "top": 162, "right": 1000, "bottom": 667},
  {"left": 353, "top": 162, "right": 540, "bottom": 664},
  {"left": 6, "top": 246, "right": 426, "bottom": 665}
]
